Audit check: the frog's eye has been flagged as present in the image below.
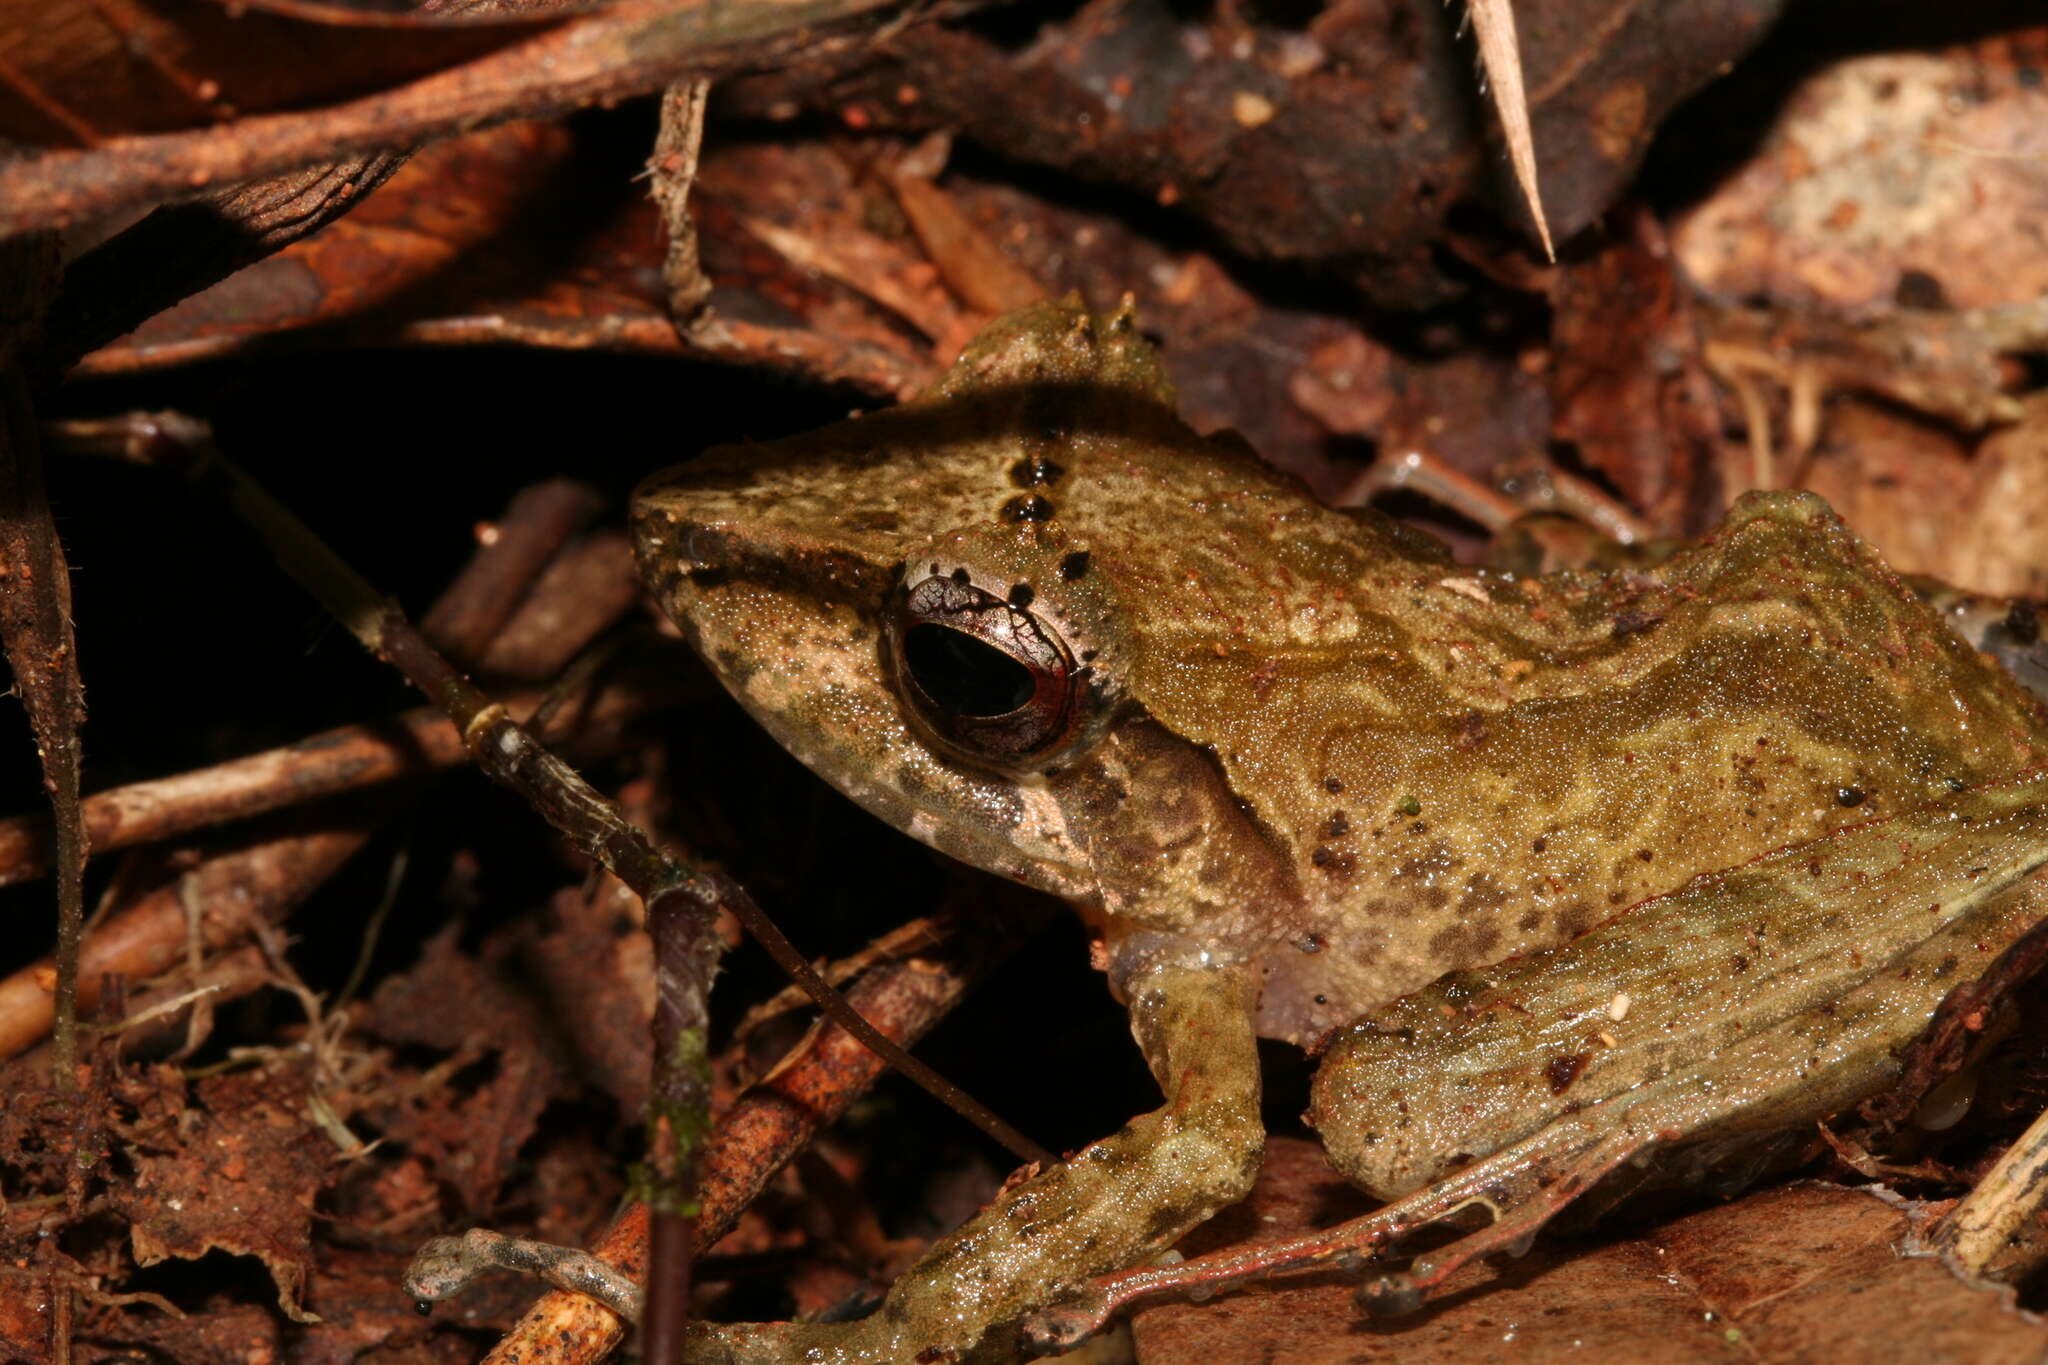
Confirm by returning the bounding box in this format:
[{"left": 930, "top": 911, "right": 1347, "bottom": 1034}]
[{"left": 888, "top": 574, "right": 1086, "bottom": 767}]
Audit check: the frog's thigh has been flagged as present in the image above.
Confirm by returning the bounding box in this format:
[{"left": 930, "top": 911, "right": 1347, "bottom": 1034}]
[{"left": 690, "top": 959, "right": 1264, "bottom": 1364}]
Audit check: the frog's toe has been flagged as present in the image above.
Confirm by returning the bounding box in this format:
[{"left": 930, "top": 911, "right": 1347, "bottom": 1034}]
[
  {"left": 403, "top": 1227, "right": 644, "bottom": 1321},
  {"left": 1355, "top": 1156, "right": 1628, "bottom": 1315}
]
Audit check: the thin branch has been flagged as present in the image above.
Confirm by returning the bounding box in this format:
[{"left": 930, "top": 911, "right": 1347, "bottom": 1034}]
[
  {"left": 0, "top": 673, "right": 670, "bottom": 888},
  {"left": 650, "top": 76, "right": 714, "bottom": 326},
  {"left": 126, "top": 414, "right": 1050, "bottom": 1355},
  {"left": 0, "top": 0, "right": 958, "bottom": 236},
  {"left": 476, "top": 902, "right": 1030, "bottom": 1364},
  {"left": 417, "top": 478, "right": 603, "bottom": 665},
  {"left": 0, "top": 236, "right": 88, "bottom": 1091},
  {"left": 0, "top": 820, "right": 375, "bottom": 1060},
  {"left": 707, "top": 869, "right": 1053, "bottom": 1167}
]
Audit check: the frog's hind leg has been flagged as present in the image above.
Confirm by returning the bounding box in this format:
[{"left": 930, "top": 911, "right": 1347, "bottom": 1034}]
[
  {"left": 1019, "top": 1115, "right": 1649, "bottom": 1351},
  {"left": 1027, "top": 855, "right": 2048, "bottom": 1351},
  {"left": 680, "top": 957, "right": 1264, "bottom": 1363}
]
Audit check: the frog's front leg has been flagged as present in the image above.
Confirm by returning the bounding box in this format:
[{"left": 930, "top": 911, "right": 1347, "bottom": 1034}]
[{"left": 684, "top": 955, "right": 1262, "bottom": 1364}]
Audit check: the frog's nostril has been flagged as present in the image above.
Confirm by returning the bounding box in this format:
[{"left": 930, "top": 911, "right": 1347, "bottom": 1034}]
[{"left": 903, "top": 624, "right": 1036, "bottom": 717}]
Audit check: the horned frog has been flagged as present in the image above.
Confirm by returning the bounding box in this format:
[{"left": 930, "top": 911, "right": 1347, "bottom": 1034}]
[{"left": 623, "top": 299, "right": 2048, "bottom": 1360}]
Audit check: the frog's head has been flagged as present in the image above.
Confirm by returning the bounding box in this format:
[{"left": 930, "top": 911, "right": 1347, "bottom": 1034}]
[
  {"left": 634, "top": 300, "right": 1404, "bottom": 971},
  {"left": 632, "top": 302, "right": 1178, "bottom": 903}
]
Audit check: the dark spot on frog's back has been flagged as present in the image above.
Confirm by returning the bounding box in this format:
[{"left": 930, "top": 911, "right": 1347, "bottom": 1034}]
[
  {"left": 1060, "top": 551, "right": 1091, "bottom": 582},
  {"left": 1008, "top": 583, "right": 1036, "bottom": 609},
  {"left": 1555, "top": 901, "right": 1596, "bottom": 940},
  {"left": 1311, "top": 846, "right": 1356, "bottom": 875},
  {"left": 1458, "top": 872, "right": 1508, "bottom": 914},
  {"left": 1427, "top": 919, "right": 1501, "bottom": 966},
  {"left": 1546, "top": 1052, "right": 1591, "bottom": 1094}
]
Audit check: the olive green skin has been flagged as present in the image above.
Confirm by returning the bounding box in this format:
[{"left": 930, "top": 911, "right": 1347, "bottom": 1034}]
[
  {"left": 631, "top": 300, "right": 2048, "bottom": 1361},
  {"left": 635, "top": 300, "right": 2048, "bottom": 1042}
]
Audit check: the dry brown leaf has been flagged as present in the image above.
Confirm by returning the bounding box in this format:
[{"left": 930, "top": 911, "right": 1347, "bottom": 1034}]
[
  {"left": 1800, "top": 396, "right": 2048, "bottom": 598},
  {"left": 366, "top": 926, "right": 583, "bottom": 1216},
  {"left": 86, "top": 1299, "right": 278, "bottom": 1365},
  {"left": 1674, "top": 27, "right": 2048, "bottom": 312},
  {"left": 1548, "top": 208, "right": 1721, "bottom": 531},
  {"left": 119, "top": 1066, "right": 335, "bottom": 1324},
  {"left": 0, "top": 1274, "right": 50, "bottom": 1365}
]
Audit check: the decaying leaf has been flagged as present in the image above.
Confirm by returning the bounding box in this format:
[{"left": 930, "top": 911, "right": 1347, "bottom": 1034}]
[
  {"left": 1800, "top": 396, "right": 2048, "bottom": 599},
  {"left": 118, "top": 1066, "right": 335, "bottom": 1323},
  {"left": 1674, "top": 24, "right": 2048, "bottom": 312},
  {"left": 366, "top": 925, "right": 584, "bottom": 1215}
]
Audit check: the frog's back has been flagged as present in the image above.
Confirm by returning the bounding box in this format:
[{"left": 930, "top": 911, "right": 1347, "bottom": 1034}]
[{"left": 1183, "top": 492, "right": 2048, "bottom": 1042}]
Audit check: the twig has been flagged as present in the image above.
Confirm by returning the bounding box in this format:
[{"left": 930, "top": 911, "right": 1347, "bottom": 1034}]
[
  {"left": 0, "top": 820, "right": 375, "bottom": 1059},
  {"left": 0, "top": 239, "right": 89, "bottom": 1094},
  {"left": 475, "top": 530, "right": 642, "bottom": 680},
  {"left": 703, "top": 869, "right": 1051, "bottom": 1167},
  {"left": 651, "top": 77, "right": 715, "bottom": 325},
  {"left": 419, "top": 478, "right": 603, "bottom": 665},
  {"left": 642, "top": 886, "right": 716, "bottom": 1364},
  {"left": 477, "top": 906, "right": 1028, "bottom": 1364},
  {"left": 10, "top": 945, "right": 266, "bottom": 1066},
  {"left": 730, "top": 911, "right": 949, "bottom": 1044},
  {"left": 0, "top": 0, "right": 960, "bottom": 236},
  {"left": 0, "top": 664, "right": 674, "bottom": 887},
  {"left": 134, "top": 417, "right": 1049, "bottom": 1359},
  {"left": 1466, "top": 0, "right": 1554, "bottom": 260}
]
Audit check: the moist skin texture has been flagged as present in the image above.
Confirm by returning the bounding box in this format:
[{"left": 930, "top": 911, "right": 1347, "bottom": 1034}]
[{"left": 632, "top": 299, "right": 2048, "bottom": 1362}]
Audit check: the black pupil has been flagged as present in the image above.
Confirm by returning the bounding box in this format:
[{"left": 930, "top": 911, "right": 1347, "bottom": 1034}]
[{"left": 903, "top": 624, "right": 1036, "bottom": 717}]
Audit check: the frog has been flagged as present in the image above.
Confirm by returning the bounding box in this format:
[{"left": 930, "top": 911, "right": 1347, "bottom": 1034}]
[{"left": 417, "top": 297, "right": 2048, "bottom": 1360}]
